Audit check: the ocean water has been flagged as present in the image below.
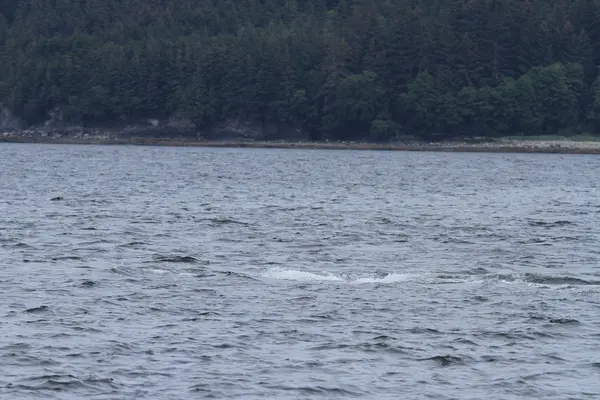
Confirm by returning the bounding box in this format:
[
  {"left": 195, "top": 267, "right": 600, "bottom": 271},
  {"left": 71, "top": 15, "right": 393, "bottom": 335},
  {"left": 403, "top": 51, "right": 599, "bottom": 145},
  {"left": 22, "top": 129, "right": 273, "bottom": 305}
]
[{"left": 1, "top": 143, "right": 600, "bottom": 399}]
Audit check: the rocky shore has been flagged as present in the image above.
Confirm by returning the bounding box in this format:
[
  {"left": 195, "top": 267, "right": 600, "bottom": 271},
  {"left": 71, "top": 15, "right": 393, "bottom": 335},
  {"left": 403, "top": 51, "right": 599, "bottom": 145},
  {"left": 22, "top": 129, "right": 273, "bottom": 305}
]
[
  {"left": 2, "top": 107, "right": 600, "bottom": 154},
  {"left": 2, "top": 127, "right": 600, "bottom": 154}
]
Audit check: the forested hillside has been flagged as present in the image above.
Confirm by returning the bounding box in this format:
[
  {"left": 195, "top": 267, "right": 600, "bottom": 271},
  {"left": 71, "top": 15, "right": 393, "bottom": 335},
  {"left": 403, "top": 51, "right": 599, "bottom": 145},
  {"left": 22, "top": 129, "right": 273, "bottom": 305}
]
[{"left": 2, "top": 0, "right": 600, "bottom": 141}]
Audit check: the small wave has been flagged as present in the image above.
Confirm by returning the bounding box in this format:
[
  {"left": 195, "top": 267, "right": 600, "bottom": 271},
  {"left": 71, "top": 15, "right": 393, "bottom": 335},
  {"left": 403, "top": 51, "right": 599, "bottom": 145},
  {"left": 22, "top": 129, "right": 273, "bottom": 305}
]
[
  {"left": 10, "top": 374, "right": 86, "bottom": 390},
  {"left": 83, "top": 377, "right": 118, "bottom": 390},
  {"left": 51, "top": 256, "right": 83, "bottom": 261},
  {"left": 120, "top": 241, "right": 146, "bottom": 247},
  {"left": 311, "top": 340, "right": 408, "bottom": 354},
  {"left": 1, "top": 342, "right": 31, "bottom": 350},
  {"left": 527, "top": 219, "right": 574, "bottom": 227},
  {"left": 408, "top": 327, "right": 442, "bottom": 335},
  {"left": 153, "top": 254, "right": 200, "bottom": 263},
  {"left": 476, "top": 331, "right": 537, "bottom": 341},
  {"left": 454, "top": 338, "right": 479, "bottom": 346},
  {"left": 290, "top": 295, "right": 317, "bottom": 302},
  {"left": 434, "top": 236, "right": 475, "bottom": 244},
  {"left": 443, "top": 272, "right": 600, "bottom": 286},
  {"left": 110, "top": 266, "right": 136, "bottom": 277},
  {"left": 420, "top": 354, "right": 469, "bottom": 366},
  {"left": 264, "top": 384, "right": 362, "bottom": 396},
  {"left": 360, "top": 342, "right": 408, "bottom": 354},
  {"left": 220, "top": 270, "right": 257, "bottom": 280},
  {"left": 189, "top": 384, "right": 221, "bottom": 394},
  {"left": 24, "top": 305, "right": 49, "bottom": 313},
  {"left": 523, "top": 273, "right": 599, "bottom": 286},
  {"left": 13, "top": 242, "right": 34, "bottom": 248},
  {"left": 548, "top": 318, "right": 581, "bottom": 325},
  {"left": 3, "top": 354, "right": 59, "bottom": 367},
  {"left": 209, "top": 217, "right": 249, "bottom": 226}
]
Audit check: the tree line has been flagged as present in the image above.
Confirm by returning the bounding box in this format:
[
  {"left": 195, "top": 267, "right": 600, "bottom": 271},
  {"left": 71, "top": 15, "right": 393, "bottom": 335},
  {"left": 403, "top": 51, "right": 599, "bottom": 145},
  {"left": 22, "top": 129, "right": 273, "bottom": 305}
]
[{"left": 2, "top": 0, "right": 600, "bottom": 141}]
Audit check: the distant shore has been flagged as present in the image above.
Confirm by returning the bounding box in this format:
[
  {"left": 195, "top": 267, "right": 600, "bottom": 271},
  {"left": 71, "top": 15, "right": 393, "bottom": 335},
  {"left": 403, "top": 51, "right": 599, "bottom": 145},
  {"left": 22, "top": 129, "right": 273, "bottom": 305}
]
[{"left": 2, "top": 134, "right": 600, "bottom": 154}]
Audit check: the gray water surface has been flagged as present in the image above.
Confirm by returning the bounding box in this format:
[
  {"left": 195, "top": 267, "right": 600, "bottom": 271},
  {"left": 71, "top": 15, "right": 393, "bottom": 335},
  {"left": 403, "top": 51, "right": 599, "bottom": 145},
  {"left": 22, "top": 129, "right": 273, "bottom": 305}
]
[{"left": 1, "top": 143, "right": 600, "bottom": 399}]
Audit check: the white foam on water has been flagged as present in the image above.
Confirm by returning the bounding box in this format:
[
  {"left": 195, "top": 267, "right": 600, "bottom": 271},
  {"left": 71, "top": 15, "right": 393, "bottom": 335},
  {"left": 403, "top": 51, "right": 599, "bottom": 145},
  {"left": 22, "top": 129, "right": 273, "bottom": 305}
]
[
  {"left": 351, "top": 273, "right": 418, "bottom": 284},
  {"left": 257, "top": 268, "right": 564, "bottom": 286},
  {"left": 258, "top": 267, "right": 419, "bottom": 284},
  {"left": 149, "top": 266, "right": 589, "bottom": 290},
  {"left": 259, "top": 267, "right": 344, "bottom": 282},
  {"left": 151, "top": 268, "right": 169, "bottom": 275}
]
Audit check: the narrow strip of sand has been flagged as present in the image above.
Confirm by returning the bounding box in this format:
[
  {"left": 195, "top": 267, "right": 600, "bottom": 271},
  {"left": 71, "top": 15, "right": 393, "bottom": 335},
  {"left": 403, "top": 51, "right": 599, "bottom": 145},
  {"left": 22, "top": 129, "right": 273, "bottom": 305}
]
[{"left": 2, "top": 135, "right": 600, "bottom": 154}]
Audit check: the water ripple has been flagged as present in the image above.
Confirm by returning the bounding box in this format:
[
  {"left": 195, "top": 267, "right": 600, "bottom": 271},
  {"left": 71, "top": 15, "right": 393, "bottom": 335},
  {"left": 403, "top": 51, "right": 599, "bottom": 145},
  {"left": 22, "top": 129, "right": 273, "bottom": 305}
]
[{"left": 1, "top": 144, "right": 599, "bottom": 399}]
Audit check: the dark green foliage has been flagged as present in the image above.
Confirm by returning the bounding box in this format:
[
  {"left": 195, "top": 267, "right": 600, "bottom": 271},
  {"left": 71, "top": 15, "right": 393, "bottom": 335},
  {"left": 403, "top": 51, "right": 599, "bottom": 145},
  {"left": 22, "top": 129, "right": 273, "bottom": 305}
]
[
  {"left": 400, "top": 62, "right": 587, "bottom": 138},
  {"left": 586, "top": 76, "right": 600, "bottom": 129},
  {"left": 1, "top": 0, "right": 600, "bottom": 139},
  {"left": 323, "top": 70, "right": 384, "bottom": 139}
]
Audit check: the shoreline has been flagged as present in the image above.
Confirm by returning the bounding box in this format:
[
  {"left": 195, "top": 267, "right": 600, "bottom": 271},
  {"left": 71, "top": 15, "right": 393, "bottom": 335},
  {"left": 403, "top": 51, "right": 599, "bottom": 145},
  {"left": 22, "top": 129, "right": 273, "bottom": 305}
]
[{"left": 2, "top": 135, "right": 600, "bottom": 154}]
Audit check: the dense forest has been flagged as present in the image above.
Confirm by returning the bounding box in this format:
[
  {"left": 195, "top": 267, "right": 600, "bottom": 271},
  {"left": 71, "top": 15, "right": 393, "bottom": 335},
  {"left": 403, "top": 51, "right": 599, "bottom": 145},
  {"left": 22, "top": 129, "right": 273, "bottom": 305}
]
[{"left": 2, "top": 0, "right": 600, "bottom": 141}]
